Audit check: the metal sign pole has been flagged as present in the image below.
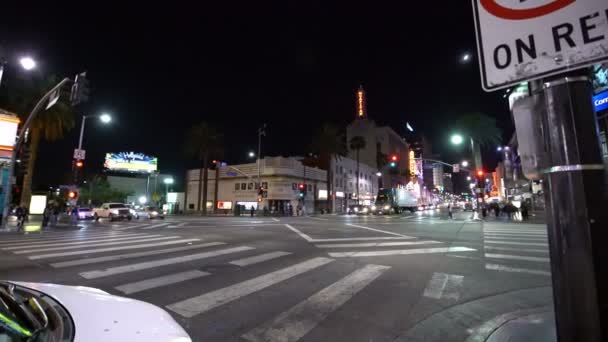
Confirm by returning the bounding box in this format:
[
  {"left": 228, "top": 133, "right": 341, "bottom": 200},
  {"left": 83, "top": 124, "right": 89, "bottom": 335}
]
[{"left": 533, "top": 72, "right": 607, "bottom": 342}]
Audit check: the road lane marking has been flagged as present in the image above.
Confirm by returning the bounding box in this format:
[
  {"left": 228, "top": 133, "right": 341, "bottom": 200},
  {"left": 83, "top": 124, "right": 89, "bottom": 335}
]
[
  {"left": 50, "top": 242, "right": 225, "bottom": 268},
  {"left": 115, "top": 270, "right": 210, "bottom": 294},
  {"left": 315, "top": 241, "right": 442, "bottom": 248},
  {"left": 229, "top": 251, "right": 291, "bottom": 267},
  {"left": 79, "top": 246, "right": 254, "bottom": 279},
  {"left": 483, "top": 229, "right": 547, "bottom": 235},
  {"left": 29, "top": 238, "right": 201, "bottom": 260},
  {"left": 484, "top": 246, "right": 548, "bottom": 253},
  {"left": 329, "top": 246, "right": 476, "bottom": 258},
  {"left": 168, "top": 222, "right": 189, "bottom": 228},
  {"left": 140, "top": 223, "right": 172, "bottom": 230},
  {"left": 284, "top": 224, "right": 314, "bottom": 242},
  {"left": 484, "top": 253, "right": 550, "bottom": 263},
  {"left": 344, "top": 224, "right": 414, "bottom": 238},
  {"left": 241, "top": 264, "right": 389, "bottom": 342},
  {"left": 14, "top": 236, "right": 179, "bottom": 254},
  {"left": 485, "top": 263, "right": 551, "bottom": 276},
  {"left": 2, "top": 234, "right": 161, "bottom": 250},
  {"left": 305, "top": 216, "right": 328, "bottom": 221},
  {"left": 310, "top": 236, "right": 419, "bottom": 242},
  {"left": 0, "top": 232, "right": 139, "bottom": 245},
  {"left": 271, "top": 218, "right": 280, "bottom": 222},
  {"left": 423, "top": 272, "right": 464, "bottom": 300},
  {"left": 114, "top": 224, "right": 155, "bottom": 230},
  {"left": 483, "top": 234, "right": 547, "bottom": 241},
  {"left": 484, "top": 240, "right": 547, "bottom": 247},
  {"left": 166, "top": 257, "right": 333, "bottom": 318}
]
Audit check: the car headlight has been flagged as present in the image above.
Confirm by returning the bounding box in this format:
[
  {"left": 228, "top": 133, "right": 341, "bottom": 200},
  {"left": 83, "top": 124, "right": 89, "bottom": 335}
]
[
  {"left": 362, "top": 207, "right": 368, "bottom": 213},
  {"left": 111, "top": 209, "right": 120, "bottom": 214},
  {"left": 418, "top": 206, "right": 424, "bottom": 211},
  {"left": 383, "top": 205, "right": 390, "bottom": 210},
  {"left": 353, "top": 207, "right": 359, "bottom": 212},
  {"left": 151, "top": 211, "right": 158, "bottom": 215}
]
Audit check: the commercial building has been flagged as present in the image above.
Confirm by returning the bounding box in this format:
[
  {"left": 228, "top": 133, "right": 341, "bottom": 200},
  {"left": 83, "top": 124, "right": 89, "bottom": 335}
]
[
  {"left": 346, "top": 86, "right": 409, "bottom": 188},
  {"left": 330, "top": 156, "right": 379, "bottom": 213},
  {"left": 185, "top": 156, "right": 327, "bottom": 215},
  {"left": 432, "top": 163, "right": 443, "bottom": 190}
]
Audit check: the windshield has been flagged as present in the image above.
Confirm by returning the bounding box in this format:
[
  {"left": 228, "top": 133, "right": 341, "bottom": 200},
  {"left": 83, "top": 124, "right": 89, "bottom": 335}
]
[
  {"left": 108, "top": 204, "right": 126, "bottom": 209},
  {"left": 0, "top": 282, "right": 73, "bottom": 342}
]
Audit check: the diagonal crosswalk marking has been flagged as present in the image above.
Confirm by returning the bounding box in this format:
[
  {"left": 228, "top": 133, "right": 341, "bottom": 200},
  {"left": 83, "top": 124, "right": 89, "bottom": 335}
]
[
  {"left": 168, "top": 222, "right": 189, "bottom": 228},
  {"left": 423, "top": 272, "right": 464, "bottom": 300},
  {"left": 229, "top": 251, "right": 291, "bottom": 267},
  {"left": 315, "top": 241, "right": 441, "bottom": 248},
  {"left": 115, "top": 270, "right": 210, "bottom": 294},
  {"left": 328, "top": 246, "right": 476, "bottom": 258},
  {"left": 140, "top": 223, "right": 172, "bottom": 230},
  {"left": 485, "top": 263, "right": 551, "bottom": 276},
  {"left": 14, "top": 236, "right": 179, "bottom": 254},
  {"left": 310, "top": 237, "right": 419, "bottom": 243},
  {"left": 2, "top": 234, "right": 161, "bottom": 250},
  {"left": 242, "top": 264, "right": 389, "bottom": 342},
  {"left": 166, "top": 257, "right": 334, "bottom": 318},
  {"left": 484, "top": 240, "right": 547, "bottom": 247},
  {"left": 484, "top": 253, "right": 549, "bottom": 263},
  {"left": 344, "top": 224, "right": 414, "bottom": 238},
  {"left": 50, "top": 242, "right": 225, "bottom": 268},
  {"left": 113, "top": 224, "right": 155, "bottom": 230},
  {"left": 28, "top": 238, "right": 201, "bottom": 260},
  {"left": 79, "top": 246, "right": 254, "bottom": 279}
]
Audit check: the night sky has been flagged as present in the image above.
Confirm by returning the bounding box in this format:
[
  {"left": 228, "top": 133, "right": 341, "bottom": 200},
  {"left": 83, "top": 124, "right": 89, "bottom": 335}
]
[{"left": 0, "top": 2, "right": 512, "bottom": 191}]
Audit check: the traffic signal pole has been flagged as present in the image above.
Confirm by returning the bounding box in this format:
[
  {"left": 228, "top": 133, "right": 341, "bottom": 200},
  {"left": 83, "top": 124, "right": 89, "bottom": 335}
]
[
  {"left": 531, "top": 72, "right": 607, "bottom": 341},
  {"left": 1, "top": 77, "right": 71, "bottom": 228}
]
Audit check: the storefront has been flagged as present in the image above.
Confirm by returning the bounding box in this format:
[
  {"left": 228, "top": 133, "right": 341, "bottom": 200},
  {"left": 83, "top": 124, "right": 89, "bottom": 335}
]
[{"left": 593, "top": 64, "right": 608, "bottom": 161}]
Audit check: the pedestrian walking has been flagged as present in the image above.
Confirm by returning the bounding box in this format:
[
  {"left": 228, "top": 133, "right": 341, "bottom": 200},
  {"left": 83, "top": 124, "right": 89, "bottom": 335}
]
[
  {"left": 70, "top": 206, "right": 78, "bottom": 225},
  {"left": 448, "top": 204, "right": 453, "bottom": 219},
  {"left": 42, "top": 205, "right": 51, "bottom": 227},
  {"left": 15, "top": 206, "right": 25, "bottom": 229},
  {"left": 51, "top": 205, "right": 59, "bottom": 226},
  {"left": 494, "top": 204, "right": 500, "bottom": 217},
  {"left": 521, "top": 202, "right": 529, "bottom": 221},
  {"left": 250, "top": 205, "right": 255, "bottom": 217}
]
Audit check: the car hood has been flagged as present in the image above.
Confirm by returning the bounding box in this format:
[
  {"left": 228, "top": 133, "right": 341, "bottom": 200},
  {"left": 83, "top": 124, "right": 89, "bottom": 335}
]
[{"left": 10, "top": 282, "right": 191, "bottom": 342}]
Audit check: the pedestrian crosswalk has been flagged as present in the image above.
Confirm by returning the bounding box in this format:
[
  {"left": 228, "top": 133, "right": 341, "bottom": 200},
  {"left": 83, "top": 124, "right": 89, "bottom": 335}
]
[
  {"left": 482, "top": 223, "right": 551, "bottom": 277},
  {"left": 0, "top": 226, "right": 480, "bottom": 342}
]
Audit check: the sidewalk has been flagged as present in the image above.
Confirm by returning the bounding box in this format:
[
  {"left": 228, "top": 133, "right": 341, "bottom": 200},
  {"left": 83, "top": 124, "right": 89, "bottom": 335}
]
[
  {"left": 481, "top": 210, "right": 546, "bottom": 225},
  {"left": 485, "top": 310, "right": 555, "bottom": 342}
]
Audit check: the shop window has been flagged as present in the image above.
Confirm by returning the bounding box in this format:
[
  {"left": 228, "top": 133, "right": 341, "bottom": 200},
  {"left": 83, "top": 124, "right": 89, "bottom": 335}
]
[
  {"left": 235, "top": 183, "right": 240, "bottom": 191},
  {"left": 292, "top": 183, "right": 297, "bottom": 190},
  {"left": 241, "top": 183, "right": 247, "bottom": 190},
  {"left": 307, "top": 184, "right": 312, "bottom": 191},
  {"left": 248, "top": 183, "right": 253, "bottom": 190},
  {"left": 188, "top": 204, "right": 194, "bottom": 209},
  {"left": 262, "top": 182, "right": 268, "bottom": 189}
]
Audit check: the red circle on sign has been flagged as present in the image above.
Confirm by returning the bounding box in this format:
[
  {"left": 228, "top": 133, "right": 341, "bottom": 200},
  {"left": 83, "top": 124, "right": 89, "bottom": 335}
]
[{"left": 480, "top": 0, "right": 575, "bottom": 20}]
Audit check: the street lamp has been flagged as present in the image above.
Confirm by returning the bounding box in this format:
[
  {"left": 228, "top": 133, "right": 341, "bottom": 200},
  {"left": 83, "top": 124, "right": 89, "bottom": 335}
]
[
  {"left": 376, "top": 172, "right": 382, "bottom": 177},
  {"left": 248, "top": 151, "right": 255, "bottom": 158},
  {"left": 100, "top": 113, "right": 112, "bottom": 124},
  {"left": 163, "top": 177, "right": 174, "bottom": 200},
  {"left": 19, "top": 57, "right": 36, "bottom": 70},
  {"left": 460, "top": 53, "right": 471, "bottom": 63},
  {"left": 77, "top": 113, "right": 112, "bottom": 151},
  {"left": 138, "top": 196, "right": 147, "bottom": 205},
  {"left": 450, "top": 134, "right": 464, "bottom": 145},
  {"left": 467, "top": 176, "right": 471, "bottom": 181},
  {"left": 461, "top": 160, "right": 469, "bottom": 167}
]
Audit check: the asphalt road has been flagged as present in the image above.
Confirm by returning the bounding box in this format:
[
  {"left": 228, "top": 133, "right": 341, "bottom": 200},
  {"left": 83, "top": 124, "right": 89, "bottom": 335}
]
[{"left": 0, "top": 210, "right": 554, "bottom": 342}]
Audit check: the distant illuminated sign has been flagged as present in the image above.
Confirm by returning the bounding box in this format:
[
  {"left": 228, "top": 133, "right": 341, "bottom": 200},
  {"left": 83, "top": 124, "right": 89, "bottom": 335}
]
[
  {"left": 29, "top": 195, "right": 47, "bottom": 215},
  {"left": 104, "top": 152, "right": 158, "bottom": 173},
  {"left": 217, "top": 201, "right": 233, "bottom": 210},
  {"left": 357, "top": 87, "right": 366, "bottom": 118},
  {"left": 409, "top": 151, "right": 416, "bottom": 175},
  {"left": 336, "top": 191, "right": 345, "bottom": 198},
  {"left": 0, "top": 114, "right": 19, "bottom": 152},
  {"left": 318, "top": 189, "right": 328, "bottom": 200},
  {"left": 594, "top": 91, "right": 608, "bottom": 112},
  {"left": 167, "top": 192, "right": 178, "bottom": 203}
]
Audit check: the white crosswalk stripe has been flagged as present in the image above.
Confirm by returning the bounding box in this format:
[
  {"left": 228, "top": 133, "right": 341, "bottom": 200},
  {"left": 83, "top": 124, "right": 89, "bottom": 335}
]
[
  {"left": 315, "top": 240, "right": 442, "bottom": 248},
  {"left": 166, "top": 257, "right": 333, "bottom": 318},
  {"left": 140, "top": 222, "right": 172, "bottom": 230},
  {"left": 242, "top": 264, "right": 390, "bottom": 342},
  {"left": 79, "top": 246, "right": 254, "bottom": 279},
  {"left": 329, "top": 246, "right": 476, "bottom": 258},
  {"left": 28, "top": 238, "right": 202, "bottom": 260},
  {"left": 14, "top": 236, "right": 179, "bottom": 254},
  {"left": 0, "top": 231, "right": 137, "bottom": 245},
  {"left": 482, "top": 224, "right": 551, "bottom": 276},
  {"left": 115, "top": 270, "right": 210, "bottom": 294},
  {"left": 228, "top": 251, "right": 291, "bottom": 267},
  {"left": 422, "top": 272, "right": 464, "bottom": 300},
  {"left": 2, "top": 234, "right": 162, "bottom": 250}
]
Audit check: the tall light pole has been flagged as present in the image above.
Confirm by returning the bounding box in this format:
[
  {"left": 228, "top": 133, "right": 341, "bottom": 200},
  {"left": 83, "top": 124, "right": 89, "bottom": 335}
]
[
  {"left": 0, "top": 56, "right": 36, "bottom": 88},
  {"left": 257, "top": 124, "right": 266, "bottom": 188},
  {"left": 163, "top": 177, "right": 174, "bottom": 197},
  {"left": 73, "top": 113, "right": 111, "bottom": 184}
]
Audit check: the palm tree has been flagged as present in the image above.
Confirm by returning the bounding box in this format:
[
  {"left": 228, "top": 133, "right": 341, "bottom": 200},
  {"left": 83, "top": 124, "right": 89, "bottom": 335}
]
[
  {"left": 349, "top": 136, "right": 366, "bottom": 204},
  {"left": 455, "top": 112, "right": 502, "bottom": 169},
  {"left": 184, "top": 122, "right": 222, "bottom": 214},
  {"left": 310, "top": 123, "right": 346, "bottom": 212},
  {"left": 1, "top": 75, "right": 75, "bottom": 206}
]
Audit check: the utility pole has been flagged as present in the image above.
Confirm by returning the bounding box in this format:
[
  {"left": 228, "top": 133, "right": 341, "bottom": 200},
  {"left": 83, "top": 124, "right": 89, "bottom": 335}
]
[{"left": 257, "top": 124, "right": 266, "bottom": 186}]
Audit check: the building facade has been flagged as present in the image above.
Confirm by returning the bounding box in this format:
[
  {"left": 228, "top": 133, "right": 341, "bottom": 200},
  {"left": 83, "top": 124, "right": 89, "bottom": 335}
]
[
  {"left": 185, "top": 156, "right": 327, "bottom": 215},
  {"left": 330, "top": 156, "right": 379, "bottom": 213}
]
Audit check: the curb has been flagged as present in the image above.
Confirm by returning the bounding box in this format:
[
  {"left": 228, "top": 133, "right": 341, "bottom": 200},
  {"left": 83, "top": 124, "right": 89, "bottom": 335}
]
[{"left": 465, "top": 306, "right": 553, "bottom": 342}]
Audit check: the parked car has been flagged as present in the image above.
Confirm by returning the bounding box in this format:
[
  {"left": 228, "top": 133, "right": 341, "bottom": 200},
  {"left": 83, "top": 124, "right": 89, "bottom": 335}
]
[
  {"left": 346, "top": 205, "right": 371, "bottom": 215},
  {"left": 77, "top": 207, "right": 95, "bottom": 220},
  {"left": 93, "top": 203, "right": 132, "bottom": 221},
  {"left": 0, "top": 280, "right": 191, "bottom": 342}
]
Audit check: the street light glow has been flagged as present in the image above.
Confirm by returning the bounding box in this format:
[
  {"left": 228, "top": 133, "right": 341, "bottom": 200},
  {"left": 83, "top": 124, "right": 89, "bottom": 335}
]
[
  {"left": 497, "top": 146, "right": 503, "bottom": 151},
  {"left": 461, "top": 53, "right": 471, "bottom": 63},
  {"left": 461, "top": 161, "right": 469, "bottom": 167},
  {"left": 100, "top": 113, "right": 112, "bottom": 123},
  {"left": 138, "top": 196, "right": 147, "bottom": 204},
  {"left": 376, "top": 172, "right": 382, "bottom": 177},
  {"left": 451, "top": 134, "right": 464, "bottom": 145},
  {"left": 248, "top": 151, "right": 255, "bottom": 158},
  {"left": 163, "top": 178, "right": 174, "bottom": 184},
  {"left": 466, "top": 176, "right": 471, "bottom": 181},
  {"left": 19, "top": 57, "right": 36, "bottom": 70}
]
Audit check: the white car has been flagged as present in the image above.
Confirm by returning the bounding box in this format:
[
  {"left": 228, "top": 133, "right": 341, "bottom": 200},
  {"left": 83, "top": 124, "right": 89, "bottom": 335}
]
[
  {"left": 135, "top": 207, "right": 166, "bottom": 220},
  {"left": 0, "top": 281, "right": 191, "bottom": 341},
  {"left": 93, "top": 203, "right": 132, "bottom": 221}
]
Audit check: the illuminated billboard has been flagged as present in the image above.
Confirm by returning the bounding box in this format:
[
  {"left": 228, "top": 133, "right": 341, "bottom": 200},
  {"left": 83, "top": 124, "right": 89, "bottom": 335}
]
[
  {"left": 0, "top": 114, "right": 19, "bottom": 152},
  {"left": 104, "top": 152, "right": 158, "bottom": 173}
]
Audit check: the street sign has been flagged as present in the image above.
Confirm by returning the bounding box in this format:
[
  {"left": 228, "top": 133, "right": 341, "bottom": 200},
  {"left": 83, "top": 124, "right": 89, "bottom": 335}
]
[
  {"left": 73, "top": 148, "right": 86, "bottom": 160},
  {"left": 453, "top": 164, "right": 460, "bottom": 173},
  {"left": 472, "top": 0, "right": 608, "bottom": 91},
  {"left": 46, "top": 89, "right": 60, "bottom": 110}
]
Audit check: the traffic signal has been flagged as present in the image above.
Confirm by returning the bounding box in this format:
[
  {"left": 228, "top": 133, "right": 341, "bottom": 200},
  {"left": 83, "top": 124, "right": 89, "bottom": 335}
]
[
  {"left": 70, "top": 72, "right": 90, "bottom": 106},
  {"left": 476, "top": 169, "right": 484, "bottom": 178},
  {"left": 390, "top": 154, "right": 398, "bottom": 162},
  {"left": 75, "top": 160, "right": 84, "bottom": 168},
  {"left": 298, "top": 183, "right": 307, "bottom": 198},
  {"left": 68, "top": 190, "right": 78, "bottom": 200}
]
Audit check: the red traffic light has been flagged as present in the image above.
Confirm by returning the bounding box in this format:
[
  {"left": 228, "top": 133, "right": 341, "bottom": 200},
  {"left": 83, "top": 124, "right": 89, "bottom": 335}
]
[
  {"left": 476, "top": 170, "right": 484, "bottom": 177},
  {"left": 298, "top": 184, "right": 305, "bottom": 190},
  {"left": 68, "top": 191, "right": 77, "bottom": 199},
  {"left": 75, "top": 160, "right": 84, "bottom": 168},
  {"left": 390, "top": 154, "right": 398, "bottom": 162}
]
